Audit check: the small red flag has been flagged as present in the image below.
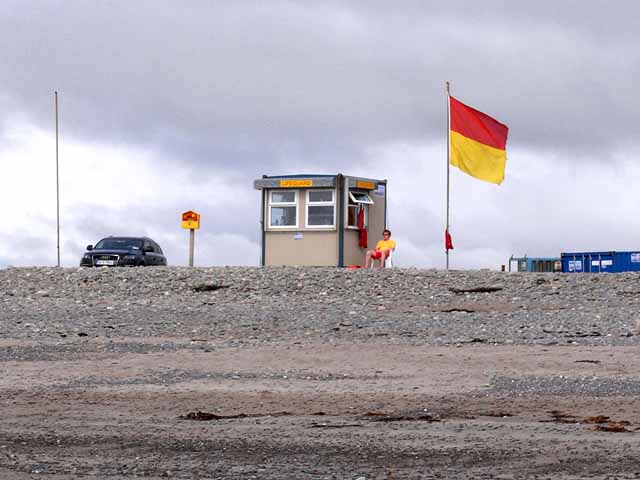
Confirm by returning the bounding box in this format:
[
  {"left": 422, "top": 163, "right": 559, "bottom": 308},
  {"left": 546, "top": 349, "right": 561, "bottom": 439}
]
[{"left": 445, "top": 229, "right": 454, "bottom": 250}]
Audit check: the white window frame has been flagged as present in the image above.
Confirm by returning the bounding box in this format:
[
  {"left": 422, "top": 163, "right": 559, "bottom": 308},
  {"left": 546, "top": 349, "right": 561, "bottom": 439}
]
[
  {"left": 268, "top": 189, "right": 298, "bottom": 229},
  {"left": 346, "top": 190, "right": 371, "bottom": 229},
  {"left": 348, "top": 191, "right": 374, "bottom": 205},
  {"left": 305, "top": 189, "right": 336, "bottom": 229}
]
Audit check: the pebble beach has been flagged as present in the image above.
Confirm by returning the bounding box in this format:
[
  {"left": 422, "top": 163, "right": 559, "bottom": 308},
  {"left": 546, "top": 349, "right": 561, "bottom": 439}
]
[{"left": 1, "top": 267, "right": 640, "bottom": 478}]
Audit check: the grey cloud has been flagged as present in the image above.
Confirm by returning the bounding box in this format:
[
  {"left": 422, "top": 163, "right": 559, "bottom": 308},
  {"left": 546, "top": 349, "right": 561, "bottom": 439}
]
[
  {"left": 0, "top": 231, "right": 59, "bottom": 268},
  {"left": 68, "top": 200, "right": 261, "bottom": 243},
  {"left": 0, "top": 207, "right": 261, "bottom": 269},
  {"left": 3, "top": 0, "right": 640, "bottom": 172},
  {"left": 4, "top": 1, "right": 640, "bottom": 270}
]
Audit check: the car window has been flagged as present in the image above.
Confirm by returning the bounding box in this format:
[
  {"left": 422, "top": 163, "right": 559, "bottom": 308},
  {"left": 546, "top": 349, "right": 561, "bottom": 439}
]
[
  {"left": 96, "top": 238, "right": 142, "bottom": 250},
  {"left": 153, "top": 242, "right": 163, "bottom": 254}
]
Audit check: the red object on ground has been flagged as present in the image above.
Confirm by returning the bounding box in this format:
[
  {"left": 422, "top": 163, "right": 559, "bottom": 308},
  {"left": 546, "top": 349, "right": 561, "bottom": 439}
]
[
  {"left": 445, "top": 229, "right": 454, "bottom": 251},
  {"left": 358, "top": 206, "right": 368, "bottom": 248}
]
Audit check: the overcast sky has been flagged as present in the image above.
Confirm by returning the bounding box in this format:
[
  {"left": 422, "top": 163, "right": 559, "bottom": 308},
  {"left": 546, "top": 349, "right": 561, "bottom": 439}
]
[{"left": 2, "top": 0, "right": 640, "bottom": 269}]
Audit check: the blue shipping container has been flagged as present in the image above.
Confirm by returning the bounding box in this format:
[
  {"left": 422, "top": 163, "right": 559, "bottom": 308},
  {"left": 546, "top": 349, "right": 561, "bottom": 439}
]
[{"left": 561, "top": 251, "right": 640, "bottom": 273}]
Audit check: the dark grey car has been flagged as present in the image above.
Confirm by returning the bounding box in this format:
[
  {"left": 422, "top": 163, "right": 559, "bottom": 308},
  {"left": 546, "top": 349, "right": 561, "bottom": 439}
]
[{"left": 80, "top": 237, "right": 167, "bottom": 267}]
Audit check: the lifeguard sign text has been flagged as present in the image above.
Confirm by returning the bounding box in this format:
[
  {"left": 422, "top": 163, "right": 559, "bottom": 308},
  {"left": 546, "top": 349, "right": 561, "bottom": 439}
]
[
  {"left": 181, "top": 210, "right": 201, "bottom": 229},
  {"left": 279, "top": 179, "right": 312, "bottom": 188}
]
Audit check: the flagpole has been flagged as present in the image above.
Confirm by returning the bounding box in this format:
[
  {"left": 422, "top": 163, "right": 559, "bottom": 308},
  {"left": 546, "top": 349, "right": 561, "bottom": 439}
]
[
  {"left": 55, "top": 91, "right": 60, "bottom": 268},
  {"left": 445, "top": 81, "right": 450, "bottom": 270}
]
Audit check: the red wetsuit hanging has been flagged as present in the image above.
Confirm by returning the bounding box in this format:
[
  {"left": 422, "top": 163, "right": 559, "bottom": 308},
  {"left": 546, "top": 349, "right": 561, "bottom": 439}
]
[{"left": 358, "top": 205, "right": 368, "bottom": 248}]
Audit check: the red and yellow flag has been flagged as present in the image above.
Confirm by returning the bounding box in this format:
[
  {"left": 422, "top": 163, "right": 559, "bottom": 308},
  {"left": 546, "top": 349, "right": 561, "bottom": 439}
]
[{"left": 449, "top": 96, "right": 509, "bottom": 184}]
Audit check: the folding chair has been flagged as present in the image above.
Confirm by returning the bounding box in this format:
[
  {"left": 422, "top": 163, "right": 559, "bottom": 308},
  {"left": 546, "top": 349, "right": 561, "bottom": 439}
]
[
  {"left": 369, "top": 248, "right": 396, "bottom": 268},
  {"left": 384, "top": 248, "right": 395, "bottom": 268}
]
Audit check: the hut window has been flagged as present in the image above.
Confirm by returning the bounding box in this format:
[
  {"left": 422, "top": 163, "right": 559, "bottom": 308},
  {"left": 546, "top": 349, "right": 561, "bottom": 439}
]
[
  {"left": 269, "top": 190, "right": 298, "bottom": 227},
  {"left": 306, "top": 189, "right": 335, "bottom": 227},
  {"left": 347, "top": 190, "right": 371, "bottom": 228},
  {"left": 348, "top": 191, "right": 374, "bottom": 204}
]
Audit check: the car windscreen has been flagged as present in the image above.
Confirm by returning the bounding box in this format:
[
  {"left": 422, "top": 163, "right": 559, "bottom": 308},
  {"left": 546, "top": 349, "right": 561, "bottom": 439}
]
[{"left": 95, "top": 238, "right": 143, "bottom": 250}]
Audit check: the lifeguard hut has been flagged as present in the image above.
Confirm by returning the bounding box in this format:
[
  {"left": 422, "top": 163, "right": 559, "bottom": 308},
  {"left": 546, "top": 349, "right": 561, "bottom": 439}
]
[{"left": 253, "top": 174, "right": 388, "bottom": 266}]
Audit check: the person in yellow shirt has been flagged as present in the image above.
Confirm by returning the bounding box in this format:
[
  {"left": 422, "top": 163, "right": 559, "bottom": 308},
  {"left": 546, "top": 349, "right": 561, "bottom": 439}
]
[{"left": 364, "top": 229, "right": 396, "bottom": 268}]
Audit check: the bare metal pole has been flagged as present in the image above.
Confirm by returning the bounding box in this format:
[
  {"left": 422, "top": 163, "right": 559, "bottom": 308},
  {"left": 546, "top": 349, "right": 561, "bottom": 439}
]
[
  {"left": 445, "top": 82, "right": 451, "bottom": 270},
  {"left": 188, "top": 229, "right": 195, "bottom": 267},
  {"left": 55, "top": 91, "right": 60, "bottom": 267}
]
